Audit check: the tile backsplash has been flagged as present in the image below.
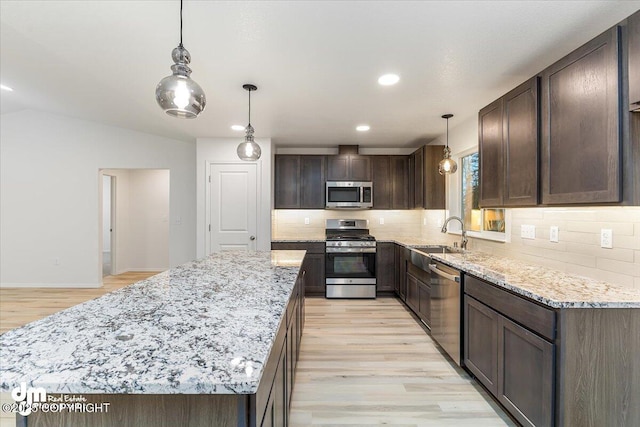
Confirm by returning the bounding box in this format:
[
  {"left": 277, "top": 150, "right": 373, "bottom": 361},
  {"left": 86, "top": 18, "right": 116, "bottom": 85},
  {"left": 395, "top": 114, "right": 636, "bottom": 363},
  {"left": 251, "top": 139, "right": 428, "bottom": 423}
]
[{"left": 273, "top": 207, "right": 640, "bottom": 289}]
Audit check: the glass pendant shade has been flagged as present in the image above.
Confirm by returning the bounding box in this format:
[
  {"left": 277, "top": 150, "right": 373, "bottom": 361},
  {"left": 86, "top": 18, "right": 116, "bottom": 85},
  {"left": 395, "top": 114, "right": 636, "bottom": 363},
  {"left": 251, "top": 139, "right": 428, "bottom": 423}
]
[
  {"left": 438, "top": 147, "right": 458, "bottom": 175},
  {"left": 237, "top": 124, "right": 261, "bottom": 161},
  {"left": 438, "top": 113, "right": 457, "bottom": 175},
  {"left": 156, "top": 46, "right": 206, "bottom": 118},
  {"left": 237, "top": 84, "right": 261, "bottom": 161}
]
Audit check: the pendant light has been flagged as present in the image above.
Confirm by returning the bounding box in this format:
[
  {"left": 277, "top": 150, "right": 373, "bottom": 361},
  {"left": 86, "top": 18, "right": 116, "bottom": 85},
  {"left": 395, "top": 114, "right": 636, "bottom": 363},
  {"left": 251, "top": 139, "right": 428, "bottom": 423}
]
[
  {"left": 237, "top": 84, "right": 261, "bottom": 161},
  {"left": 438, "top": 114, "right": 457, "bottom": 175},
  {"left": 155, "top": 0, "right": 206, "bottom": 118}
]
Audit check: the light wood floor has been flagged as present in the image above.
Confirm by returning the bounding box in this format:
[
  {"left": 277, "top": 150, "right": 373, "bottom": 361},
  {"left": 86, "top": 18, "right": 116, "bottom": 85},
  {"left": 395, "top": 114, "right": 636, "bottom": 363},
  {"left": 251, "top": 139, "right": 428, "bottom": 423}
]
[
  {"left": 289, "top": 298, "right": 516, "bottom": 426},
  {"left": 0, "top": 272, "right": 160, "bottom": 334}
]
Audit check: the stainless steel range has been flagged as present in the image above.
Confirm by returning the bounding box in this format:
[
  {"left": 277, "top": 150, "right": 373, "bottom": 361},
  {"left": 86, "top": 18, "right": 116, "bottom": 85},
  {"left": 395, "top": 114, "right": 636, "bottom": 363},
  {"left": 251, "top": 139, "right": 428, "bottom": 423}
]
[{"left": 325, "top": 219, "right": 376, "bottom": 299}]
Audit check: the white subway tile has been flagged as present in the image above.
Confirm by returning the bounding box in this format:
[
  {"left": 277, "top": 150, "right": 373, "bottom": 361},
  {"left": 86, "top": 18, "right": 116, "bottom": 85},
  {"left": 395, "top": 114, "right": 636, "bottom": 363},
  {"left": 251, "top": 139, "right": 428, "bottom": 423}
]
[
  {"left": 564, "top": 264, "right": 635, "bottom": 288},
  {"left": 566, "top": 221, "right": 634, "bottom": 235}
]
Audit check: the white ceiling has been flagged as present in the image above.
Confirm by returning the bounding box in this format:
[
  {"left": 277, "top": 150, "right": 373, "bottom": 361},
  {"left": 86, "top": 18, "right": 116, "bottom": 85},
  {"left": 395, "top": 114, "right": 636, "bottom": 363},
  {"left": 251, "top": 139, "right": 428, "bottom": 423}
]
[{"left": 1, "top": 1, "right": 639, "bottom": 148}]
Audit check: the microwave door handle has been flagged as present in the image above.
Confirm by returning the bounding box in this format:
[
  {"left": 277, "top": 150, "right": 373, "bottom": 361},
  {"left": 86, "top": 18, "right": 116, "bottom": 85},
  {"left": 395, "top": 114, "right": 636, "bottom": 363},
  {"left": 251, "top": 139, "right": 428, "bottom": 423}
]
[{"left": 360, "top": 186, "right": 364, "bottom": 203}]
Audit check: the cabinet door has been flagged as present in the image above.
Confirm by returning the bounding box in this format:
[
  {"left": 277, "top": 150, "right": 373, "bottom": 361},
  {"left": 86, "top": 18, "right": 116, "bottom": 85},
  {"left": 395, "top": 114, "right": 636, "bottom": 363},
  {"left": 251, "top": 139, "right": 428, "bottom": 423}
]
[
  {"left": 273, "top": 348, "right": 287, "bottom": 427},
  {"left": 327, "top": 156, "right": 349, "bottom": 181},
  {"left": 412, "top": 147, "right": 424, "bottom": 208},
  {"left": 261, "top": 391, "right": 275, "bottom": 427},
  {"left": 372, "top": 156, "right": 391, "bottom": 209},
  {"left": 464, "top": 295, "right": 499, "bottom": 395},
  {"left": 422, "top": 146, "right": 445, "bottom": 209},
  {"left": 541, "top": 26, "right": 621, "bottom": 204},
  {"left": 274, "top": 155, "right": 301, "bottom": 208},
  {"left": 479, "top": 98, "right": 504, "bottom": 207},
  {"left": 503, "top": 77, "right": 539, "bottom": 206},
  {"left": 303, "top": 253, "right": 325, "bottom": 296},
  {"left": 300, "top": 156, "right": 326, "bottom": 209},
  {"left": 350, "top": 155, "right": 372, "bottom": 181},
  {"left": 376, "top": 242, "right": 396, "bottom": 292},
  {"left": 390, "top": 156, "right": 410, "bottom": 209},
  {"left": 629, "top": 11, "right": 640, "bottom": 111},
  {"left": 498, "top": 316, "right": 554, "bottom": 427},
  {"left": 406, "top": 273, "right": 419, "bottom": 313},
  {"left": 417, "top": 280, "right": 431, "bottom": 326}
]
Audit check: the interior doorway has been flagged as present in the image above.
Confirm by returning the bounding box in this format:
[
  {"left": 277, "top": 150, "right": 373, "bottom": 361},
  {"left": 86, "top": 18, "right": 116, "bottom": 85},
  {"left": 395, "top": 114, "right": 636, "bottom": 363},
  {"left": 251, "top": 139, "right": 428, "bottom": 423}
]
[
  {"left": 102, "top": 175, "right": 115, "bottom": 277},
  {"left": 99, "top": 169, "right": 170, "bottom": 283}
]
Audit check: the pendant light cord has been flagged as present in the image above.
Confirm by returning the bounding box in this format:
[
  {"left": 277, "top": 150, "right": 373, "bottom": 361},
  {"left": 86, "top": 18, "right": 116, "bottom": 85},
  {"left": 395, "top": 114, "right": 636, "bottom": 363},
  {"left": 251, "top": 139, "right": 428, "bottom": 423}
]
[
  {"left": 446, "top": 117, "right": 449, "bottom": 148},
  {"left": 179, "top": 0, "right": 183, "bottom": 47},
  {"left": 248, "top": 89, "right": 252, "bottom": 125}
]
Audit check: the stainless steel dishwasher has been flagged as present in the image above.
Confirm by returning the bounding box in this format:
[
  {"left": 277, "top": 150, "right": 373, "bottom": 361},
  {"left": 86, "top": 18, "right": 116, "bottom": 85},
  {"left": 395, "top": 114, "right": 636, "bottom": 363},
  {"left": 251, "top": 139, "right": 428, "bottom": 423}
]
[{"left": 429, "top": 260, "right": 462, "bottom": 366}]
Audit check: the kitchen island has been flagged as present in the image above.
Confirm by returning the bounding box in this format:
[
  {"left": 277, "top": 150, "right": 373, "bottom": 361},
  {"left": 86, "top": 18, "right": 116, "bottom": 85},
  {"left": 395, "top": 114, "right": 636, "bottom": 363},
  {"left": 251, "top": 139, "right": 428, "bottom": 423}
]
[{"left": 0, "top": 250, "right": 306, "bottom": 427}]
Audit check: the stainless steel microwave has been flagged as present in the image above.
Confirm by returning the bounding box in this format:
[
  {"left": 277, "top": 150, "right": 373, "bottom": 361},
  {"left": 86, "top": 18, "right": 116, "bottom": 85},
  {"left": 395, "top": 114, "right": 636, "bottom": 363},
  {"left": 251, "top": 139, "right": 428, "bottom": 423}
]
[{"left": 326, "top": 181, "right": 373, "bottom": 209}]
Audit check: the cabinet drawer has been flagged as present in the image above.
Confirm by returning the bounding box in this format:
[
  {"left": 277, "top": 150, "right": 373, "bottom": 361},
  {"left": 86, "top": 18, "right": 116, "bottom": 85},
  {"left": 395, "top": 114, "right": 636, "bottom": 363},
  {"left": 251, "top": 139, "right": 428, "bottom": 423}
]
[
  {"left": 271, "top": 241, "right": 325, "bottom": 254},
  {"left": 465, "top": 275, "right": 555, "bottom": 341}
]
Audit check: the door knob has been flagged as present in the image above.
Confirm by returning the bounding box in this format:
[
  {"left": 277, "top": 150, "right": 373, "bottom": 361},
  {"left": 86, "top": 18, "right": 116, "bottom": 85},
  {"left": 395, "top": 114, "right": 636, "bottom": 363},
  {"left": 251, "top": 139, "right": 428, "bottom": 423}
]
[{"left": 250, "top": 236, "right": 256, "bottom": 241}]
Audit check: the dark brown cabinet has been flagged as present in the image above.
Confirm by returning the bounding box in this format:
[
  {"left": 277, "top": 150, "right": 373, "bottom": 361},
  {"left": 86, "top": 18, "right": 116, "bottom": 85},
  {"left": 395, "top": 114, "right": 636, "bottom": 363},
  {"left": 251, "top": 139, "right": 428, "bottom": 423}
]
[
  {"left": 464, "top": 276, "right": 555, "bottom": 427},
  {"left": 464, "top": 295, "right": 499, "bottom": 395},
  {"left": 406, "top": 273, "right": 420, "bottom": 313},
  {"left": 395, "top": 244, "right": 410, "bottom": 301},
  {"left": 327, "top": 155, "right": 371, "bottom": 181},
  {"left": 274, "top": 155, "right": 326, "bottom": 209},
  {"left": 541, "top": 26, "right": 622, "bottom": 204},
  {"left": 271, "top": 242, "right": 325, "bottom": 296},
  {"left": 372, "top": 156, "right": 409, "bottom": 209},
  {"left": 376, "top": 242, "right": 396, "bottom": 293},
  {"left": 629, "top": 10, "right": 640, "bottom": 111},
  {"left": 417, "top": 279, "right": 431, "bottom": 327},
  {"left": 410, "top": 146, "right": 446, "bottom": 209},
  {"left": 479, "top": 77, "right": 539, "bottom": 207}
]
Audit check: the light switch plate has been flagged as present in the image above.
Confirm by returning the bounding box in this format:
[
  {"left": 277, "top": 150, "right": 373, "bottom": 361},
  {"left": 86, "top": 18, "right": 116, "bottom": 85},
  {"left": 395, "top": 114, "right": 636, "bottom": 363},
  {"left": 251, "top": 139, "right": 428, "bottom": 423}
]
[
  {"left": 379, "top": 217, "right": 384, "bottom": 225},
  {"left": 550, "top": 226, "right": 559, "bottom": 243},
  {"left": 304, "top": 217, "right": 310, "bottom": 225},
  {"left": 521, "top": 224, "right": 536, "bottom": 240},
  {"left": 600, "top": 229, "right": 613, "bottom": 248}
]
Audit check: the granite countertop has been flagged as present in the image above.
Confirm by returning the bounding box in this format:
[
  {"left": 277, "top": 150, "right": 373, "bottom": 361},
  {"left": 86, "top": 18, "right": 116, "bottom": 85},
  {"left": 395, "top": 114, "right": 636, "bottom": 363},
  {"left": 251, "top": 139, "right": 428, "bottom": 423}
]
[
  {"left": 390, "top": 239, "right": 639, "bottom": 309},
  {"left": 0, "top": 250, "right": 305, "bottom": 395}
]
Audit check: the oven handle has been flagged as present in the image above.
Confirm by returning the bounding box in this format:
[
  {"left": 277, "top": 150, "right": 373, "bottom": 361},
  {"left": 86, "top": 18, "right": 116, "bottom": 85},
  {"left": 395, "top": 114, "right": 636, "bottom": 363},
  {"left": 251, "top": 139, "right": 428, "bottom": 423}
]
[
  {"left": 326, "top": 247, "right": 377, "bottom": 253},
  {"left": 429, "top": 264, "right": 460, "bottom": 283}
]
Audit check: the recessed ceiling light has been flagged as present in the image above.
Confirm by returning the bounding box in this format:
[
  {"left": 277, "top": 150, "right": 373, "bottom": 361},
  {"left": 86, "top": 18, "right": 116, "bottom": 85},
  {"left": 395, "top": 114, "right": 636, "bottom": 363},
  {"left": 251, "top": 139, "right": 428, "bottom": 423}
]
[
  {"left": 0, "top": 84, "right": 14, "bottom": 92},
  {"left": 231, "top": 125, "right": 245, "bottom": 131},
  {"left": 356, "top": 125, "right": 370, "bottom": 132},
  {"left": 378, "top": 74, "right": 399, "bottom": 86}
]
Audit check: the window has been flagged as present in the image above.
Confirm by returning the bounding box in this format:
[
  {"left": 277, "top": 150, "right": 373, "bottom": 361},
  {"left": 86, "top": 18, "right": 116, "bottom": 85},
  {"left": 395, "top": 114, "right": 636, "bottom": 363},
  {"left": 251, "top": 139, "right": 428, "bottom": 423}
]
[{"left": 448, "top": 150, "right": 509, "bottom": 242}]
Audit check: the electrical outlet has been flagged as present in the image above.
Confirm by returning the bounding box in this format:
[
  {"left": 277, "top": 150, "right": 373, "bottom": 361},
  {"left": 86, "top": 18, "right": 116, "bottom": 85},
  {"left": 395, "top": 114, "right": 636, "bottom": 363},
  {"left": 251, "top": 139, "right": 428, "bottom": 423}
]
[
  {"left": 549, "top": 226, "right": 559, "bottom": 243},
  {"left": 423, "top": 218, "right": 427, "bottom": 226},
  {"left": 521, "top": 224, "right": 536, "bottom": 240},
  {"left": 304, "top": 217, "right": 310, "bottom": 225},
  {"left": 379, "top": 217, "right": 384, "bottom": 225},
  {"left": 600, "top": 229, "right": 613, "bottom": 248}
]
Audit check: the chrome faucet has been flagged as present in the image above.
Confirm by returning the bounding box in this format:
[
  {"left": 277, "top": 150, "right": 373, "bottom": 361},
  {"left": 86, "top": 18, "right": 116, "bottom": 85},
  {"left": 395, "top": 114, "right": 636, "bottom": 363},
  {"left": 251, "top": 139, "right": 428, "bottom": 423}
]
[{"left": 441, "top": 216, "right": 468, "bottom": 250}]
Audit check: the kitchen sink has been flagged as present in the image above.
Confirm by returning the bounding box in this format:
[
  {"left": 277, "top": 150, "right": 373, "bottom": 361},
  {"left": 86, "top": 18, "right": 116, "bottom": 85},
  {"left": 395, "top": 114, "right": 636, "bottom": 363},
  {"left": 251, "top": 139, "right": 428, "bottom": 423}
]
[{"left": 411, "top": 245, "right": 461, "bottom": 254}]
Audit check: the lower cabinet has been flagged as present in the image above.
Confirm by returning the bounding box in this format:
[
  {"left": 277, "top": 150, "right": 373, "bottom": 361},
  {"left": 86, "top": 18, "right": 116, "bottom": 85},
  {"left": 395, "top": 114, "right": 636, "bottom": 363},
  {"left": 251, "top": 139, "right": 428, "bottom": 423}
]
[
  {"left": 376, "top": 242, "right": 396, "bottom": 293},
  {"left": 406, "top": 273, "right": 420, "bottom": 313},
  {"left": 417, "top": 280, "right": 431, "bottom": 327},
  {"left": 464, "top": 289, "right": 554, "bottom": 427},
  {"left": 395, "top": 244, "right": 410, "bottom": 301},
  {"left": 258, "top": 270, "right": 305, "bottom": 427},
  {"left": 272, "top": 242, "right": 325, "bottom": 296}
]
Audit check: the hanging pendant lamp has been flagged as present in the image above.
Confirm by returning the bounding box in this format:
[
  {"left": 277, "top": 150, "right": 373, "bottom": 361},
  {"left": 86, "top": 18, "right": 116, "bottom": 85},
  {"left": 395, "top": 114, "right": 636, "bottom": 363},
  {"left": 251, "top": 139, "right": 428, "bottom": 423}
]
[
  {"left": 237, "top": 84, "right": 261, "bottom": 161},
  {"left": 438, "top": 114, "right": 457, "bottom": 175},
  {"left": 155, "top": 0, "right": 206, "bottom": 118}
]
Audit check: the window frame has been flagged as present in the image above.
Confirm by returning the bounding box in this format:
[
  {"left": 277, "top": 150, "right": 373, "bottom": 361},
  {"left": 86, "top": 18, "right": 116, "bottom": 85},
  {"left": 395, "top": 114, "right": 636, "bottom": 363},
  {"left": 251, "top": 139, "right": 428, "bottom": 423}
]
[{"left": 445, "top": 147, "right": 511, "bottom": 243}]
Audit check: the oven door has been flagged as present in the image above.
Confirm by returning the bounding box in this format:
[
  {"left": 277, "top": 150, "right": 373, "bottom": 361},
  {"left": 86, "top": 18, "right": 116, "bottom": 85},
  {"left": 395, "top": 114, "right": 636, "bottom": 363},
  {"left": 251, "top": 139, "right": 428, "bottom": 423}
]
[{"left": 325, "top": 250, "right": 376, "bottom": 280}]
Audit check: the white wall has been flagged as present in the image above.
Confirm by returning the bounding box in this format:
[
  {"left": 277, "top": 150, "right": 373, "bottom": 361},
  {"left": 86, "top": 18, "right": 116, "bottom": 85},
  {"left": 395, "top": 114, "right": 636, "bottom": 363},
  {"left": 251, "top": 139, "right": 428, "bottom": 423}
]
[
  {"left": 0, "top": 110, "right": 196, "bottom": 287},
  {"left": 196, "top": 137, "right": 272, "bottom": 257}
]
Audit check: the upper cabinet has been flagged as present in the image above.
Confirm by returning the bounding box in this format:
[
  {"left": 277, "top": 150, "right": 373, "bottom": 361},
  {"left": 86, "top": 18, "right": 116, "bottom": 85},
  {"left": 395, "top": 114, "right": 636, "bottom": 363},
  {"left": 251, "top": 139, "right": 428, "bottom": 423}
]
[
  {"left": 372, "top": 156, "right": 409, "bottom": 209},
  {"left": 327, "top": 155, "right": 371, "bottom": 181},
  {"left": 479, "top": 77, "right": 539, "bottom": 207},
  {"left": 410, "top": 146, "right": 445, "bottom": 209},
  {"left": 274, "top": 155, "right": 326, "bottom": 209},
  {"left": 541, "top": 26, "right": 621, "bottom": 204},
  {"left": 629, "top": 10, "right": 640, "bottom": 112}
]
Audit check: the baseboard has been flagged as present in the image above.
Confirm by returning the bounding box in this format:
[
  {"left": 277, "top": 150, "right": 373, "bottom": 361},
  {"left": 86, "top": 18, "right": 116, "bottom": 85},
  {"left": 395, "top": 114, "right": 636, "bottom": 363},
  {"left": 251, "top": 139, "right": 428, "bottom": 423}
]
[{"left": 0, "top": 282, "right": 102, "bottom": 289}]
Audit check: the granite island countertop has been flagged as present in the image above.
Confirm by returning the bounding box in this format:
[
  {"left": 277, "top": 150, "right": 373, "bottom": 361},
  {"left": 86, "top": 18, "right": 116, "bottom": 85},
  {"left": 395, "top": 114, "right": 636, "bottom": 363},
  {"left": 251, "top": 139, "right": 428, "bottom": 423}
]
[{"left": 0, "top": 250, "right": 305, "bottom": 395}]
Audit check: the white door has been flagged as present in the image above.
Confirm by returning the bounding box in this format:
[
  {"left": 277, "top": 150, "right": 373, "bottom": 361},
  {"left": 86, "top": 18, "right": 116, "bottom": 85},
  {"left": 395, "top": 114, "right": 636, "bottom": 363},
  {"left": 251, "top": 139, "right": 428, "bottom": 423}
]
[{"left": 208, "top": 163, "right": 258, "bottom": 253}]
